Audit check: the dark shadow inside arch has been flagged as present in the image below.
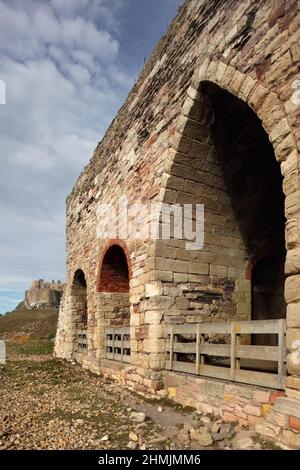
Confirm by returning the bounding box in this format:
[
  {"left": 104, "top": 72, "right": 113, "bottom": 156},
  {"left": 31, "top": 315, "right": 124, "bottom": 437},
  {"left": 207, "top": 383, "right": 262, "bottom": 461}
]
[
  {"left": 72, "top": 269, "right": 88, "bottom": 352},
  {"left": 202, "top": 81, "right": 286, "bottom": 343}
]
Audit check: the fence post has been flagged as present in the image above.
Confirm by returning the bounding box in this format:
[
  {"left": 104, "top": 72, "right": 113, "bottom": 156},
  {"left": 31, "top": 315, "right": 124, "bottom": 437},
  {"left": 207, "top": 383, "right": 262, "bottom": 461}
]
[
  {"left": 121, "top": 327, "right": 124, "bottom": 362},
  {"left": 236, "top": 334, "right": 240, "bottom": 371},
  {"left": 278, "top": 319, "right": 286, "bottom": 389},
  {"left": 196, "top": 324, "right": 200, "bottom": 374},
  {"left": 230, "top": 322, "right": 237, "bottom": 381},
  {"left": 169, "top": 325, "right": 174, "bottom": 370},
  {"left": 112, "top": 329, "right": 115, "bottom": 361}
]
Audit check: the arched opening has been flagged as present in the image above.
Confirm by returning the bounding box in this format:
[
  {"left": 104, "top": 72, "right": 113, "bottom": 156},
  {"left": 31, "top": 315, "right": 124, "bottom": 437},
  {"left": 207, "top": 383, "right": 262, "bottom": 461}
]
[
  {"left": 71, "top": 269, "right": 88, "bottom": 353},
  {"left": 203, "top": 81, "right": 286, "bottom": 343},
  {"left": 158, "top": 79, "right": 287, "bottom": 382},
  {"left": 98, "top": 245, "right": 130, "bottom": 293},
  {"left": 97, "top": 243, "right": 131, "bottom": 327},
  {"left": 97, "top": 243, "right": 131, "bottom": 362}
]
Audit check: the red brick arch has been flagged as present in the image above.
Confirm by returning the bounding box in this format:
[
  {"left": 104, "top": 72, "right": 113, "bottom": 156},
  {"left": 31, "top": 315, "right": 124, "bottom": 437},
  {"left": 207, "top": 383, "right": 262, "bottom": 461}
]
[{"left": 96, "top": 239, "right": 132, "bottom": 293}]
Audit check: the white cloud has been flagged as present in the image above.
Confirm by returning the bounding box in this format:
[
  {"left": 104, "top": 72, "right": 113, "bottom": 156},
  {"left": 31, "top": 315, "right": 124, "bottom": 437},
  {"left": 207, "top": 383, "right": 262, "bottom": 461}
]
[
  {"left": 0, "top": 0, "right": 134, "bottom": 312},
  {"left": 0, "top": 0, "right": 182, "bottom": 313}
]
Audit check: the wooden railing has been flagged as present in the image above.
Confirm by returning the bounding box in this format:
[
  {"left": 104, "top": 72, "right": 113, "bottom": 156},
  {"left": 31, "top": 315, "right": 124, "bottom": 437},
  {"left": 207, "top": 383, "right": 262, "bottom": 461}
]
[
  {"left": 106, "top": 327, "right": 131, "bottom": 363},
  {"left": 166, "top": 319, "right": 286, "bottom": 389},
  {"left": 77, "top": 329, "right": 88, "bottom": 353}
]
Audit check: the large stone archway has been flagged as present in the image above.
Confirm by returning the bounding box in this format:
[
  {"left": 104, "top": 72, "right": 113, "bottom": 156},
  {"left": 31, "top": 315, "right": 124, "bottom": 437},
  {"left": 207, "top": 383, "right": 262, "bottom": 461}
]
[{"left": 151, "top": 59, "right": 300, "bottom": 392}]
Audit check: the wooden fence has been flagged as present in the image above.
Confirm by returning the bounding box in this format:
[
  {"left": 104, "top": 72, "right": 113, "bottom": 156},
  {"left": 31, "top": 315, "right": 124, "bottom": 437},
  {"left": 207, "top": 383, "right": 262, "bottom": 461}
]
[
  {"left": 77, "top": 329, "right": 88, "bottom": 353},
  {"left": 106, "top": 327, "right": 131, "bottom": 363},
  {"left": 166, "top": 319, "right": 286, "bottom": 389}
]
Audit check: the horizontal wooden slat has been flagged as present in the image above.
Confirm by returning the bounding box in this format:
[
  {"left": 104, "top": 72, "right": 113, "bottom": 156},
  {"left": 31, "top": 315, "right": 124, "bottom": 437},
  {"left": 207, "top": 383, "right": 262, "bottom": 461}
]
[
  {"left": 166, "top": 360, "right": 196, "bottom": 374},
  {"left": 236, "top": 320, "right": 281, "bottom": 334},
  {"left": 166, "top": 342, "right": 196, "bottom": 354},
  {"left": 235, "top": 369, "right": 281, "bottom": 389},
  {"left": 167, "top": 319, "right": 282, "bottom": 336},
  {"left": 198, "top": 323, "right": 231, "bottom": 334},
  {"left": 169, "top": 324, "right": 197, "bottom": 334},
  {"left": 199, "top": 343, "right": 230, "bottom": 357},
  {"left": 167, "top": 342, "right": 279, "bottom": 362},
  {"left": 199, "top": 364, "right": 231, "bottom": 381},
  {"left": 237, "top": 345, "right": 278, "bottom": 361}
]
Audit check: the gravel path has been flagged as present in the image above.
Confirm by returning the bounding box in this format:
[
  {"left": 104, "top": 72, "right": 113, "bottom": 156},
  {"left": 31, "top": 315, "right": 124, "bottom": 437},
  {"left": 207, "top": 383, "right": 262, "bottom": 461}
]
[{"left": 0, "top": 344, "right": 271, "bottom": 450}]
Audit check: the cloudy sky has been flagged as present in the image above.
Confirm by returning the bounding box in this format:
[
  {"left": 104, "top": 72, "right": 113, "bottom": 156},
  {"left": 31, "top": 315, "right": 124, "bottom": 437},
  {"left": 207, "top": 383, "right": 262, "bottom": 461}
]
[{"left": 0, "top": 0, "right": 183, "bottom": 313}]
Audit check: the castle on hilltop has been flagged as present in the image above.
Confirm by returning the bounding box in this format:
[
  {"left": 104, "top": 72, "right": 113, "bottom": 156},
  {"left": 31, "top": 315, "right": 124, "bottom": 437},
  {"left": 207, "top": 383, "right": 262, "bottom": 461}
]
[{"left": 25, "top": 279, "right": 64, "bottom": 309}]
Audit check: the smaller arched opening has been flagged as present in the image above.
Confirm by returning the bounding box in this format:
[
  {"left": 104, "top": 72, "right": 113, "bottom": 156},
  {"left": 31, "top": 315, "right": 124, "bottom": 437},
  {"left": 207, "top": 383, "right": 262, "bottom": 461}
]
[
  {"left": 97, "top": 243, "right": 131, "bottom": 327},
  {"left": 97, "top": 244, "right": 130, "bottom": 293},
  {"left": 97, "top": 243, "right": 131, "bottom": 362},
  {"left": 71, "top": 269, "right": 88, "bottom": 354}
]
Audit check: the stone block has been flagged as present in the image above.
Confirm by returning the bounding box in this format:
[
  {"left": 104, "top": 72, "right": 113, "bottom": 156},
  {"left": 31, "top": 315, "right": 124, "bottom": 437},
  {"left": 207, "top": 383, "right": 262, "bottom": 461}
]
[
  {"left": 274, "top": 397, "right": 300, "bottom": 418},
  {"left": 156, "top": 257, "right": 189, "bottom": 274},
  {"left": 275, "top": 135, "right": 296, "bottom": 163},
  {"left": 289, "top": 415, "right": 300, "bottom": 432},
  {"left": 239, "top": 76, "right": 256, "bottom": 101},
  {"left": 270, "top": 118, "right": 290, "bottom": 146},
  {"left": 145, "top": 282, "right": 163, "bottom": 298},
  {"left": 148, "top": 324, "right": 165, "bottom": 339},
  {"left": 285, "top": 275, "right": 300, "bottom": 303},
  {"left": 287, "top": 302, "right": 300, "bottom": 328},
  {"left": 222, "top": 411, "right": 239, "bottom": 423},
  {"left": 144, "top": 310, "right": 164, "bottom": 325},
  {"left": 286, "top": 218, "right": 300, "bottom": 250},
  {"left": 148, "top": 353, "right": 166, "bottom": 370},
  {"left": 281, "top": 149, "right": 298, "bottom": 176},
  {"left": 244, "top": 404, "right": 262, "bottom": 417},
  {"left": 255, "top": 421, "right": 280, "bottom": 439},
  {"left": 286, "top": 387, "right": 300, "bottom": 401},
  {"left": 189, "top": 262, "right": 209, "bottom": 275},
  {"left": 175, "top": 296, "right": 190, "bottom": 309},
  {"left": 281, "top": 430, "right": 300, "bottom": 449},
  {"left": 286, "top": 328, "right": 300, "bottom": 350},
  {"left": 286, "top": 376, "right": 300, "bottom": 390},
  {"left": 253, "top": 390, "right": 271, "bottom": 404},
  {"left": 143, "top": 338, "right": 165, "bottom": 354},
  {"left": 283, "top": 171, "right": 300, "bottom": 197},
  {"left": 147, "top": 295, "right": 173, "bottom": 310},
  {"left": 287, "top": 352, "right": 300, "bottom": 376},
  {"left": 174, "top": 273, "right": 189, "bottom": 283},
  {"left": 130, "top": 314, "right": 140, "bottom": 327},
  {"left": 266, "top": 411, "right": 288, "bottom": 428},
  {"left": 150, "top": 270, "right": 173, "bottom": 282},
  {"left": 269, "top": 390, "right": 286, "bottom": 405},
  {"left": 209, "top": 264, "right": 228, "bottom": 277},
  {"left": 285, "top": 191, "right": 300, "bottom": 219}
]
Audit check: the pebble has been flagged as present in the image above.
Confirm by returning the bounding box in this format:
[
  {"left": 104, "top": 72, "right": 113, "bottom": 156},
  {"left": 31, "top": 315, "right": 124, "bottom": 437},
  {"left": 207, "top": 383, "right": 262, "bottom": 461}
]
[
  {"left": 129, "top": 432, "right": 139, "bottom": 442},
  {"left": 130, "top": 412, "right": 146, "bottom": 423}
]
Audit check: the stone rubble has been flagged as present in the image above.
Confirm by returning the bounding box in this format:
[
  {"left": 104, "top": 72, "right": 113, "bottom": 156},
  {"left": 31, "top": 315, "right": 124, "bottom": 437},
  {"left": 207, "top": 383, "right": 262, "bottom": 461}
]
[{"left": 0, "top": 346, "right": 284, "bottom": 450}]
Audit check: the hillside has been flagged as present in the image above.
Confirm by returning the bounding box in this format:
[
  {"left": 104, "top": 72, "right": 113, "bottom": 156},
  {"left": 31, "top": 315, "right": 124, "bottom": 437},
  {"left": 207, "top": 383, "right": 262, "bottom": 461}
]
[{"left": 0, "top": 308, "right": 58, "bottom": 340}]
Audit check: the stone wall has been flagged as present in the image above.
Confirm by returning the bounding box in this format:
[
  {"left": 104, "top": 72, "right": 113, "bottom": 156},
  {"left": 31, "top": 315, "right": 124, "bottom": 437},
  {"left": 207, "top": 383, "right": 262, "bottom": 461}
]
[
  {"left": 164, "top": 372, "right": 300, "bottom": 448},
  {"left": 55, "top": 0, "right": 300, "bottom": 447}
]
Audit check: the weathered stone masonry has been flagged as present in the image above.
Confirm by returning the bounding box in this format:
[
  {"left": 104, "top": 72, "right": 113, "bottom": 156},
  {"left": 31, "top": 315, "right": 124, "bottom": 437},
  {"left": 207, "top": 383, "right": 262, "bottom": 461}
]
[{"left": 55, "top": 0, "right": 300, "bottom": 447}]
